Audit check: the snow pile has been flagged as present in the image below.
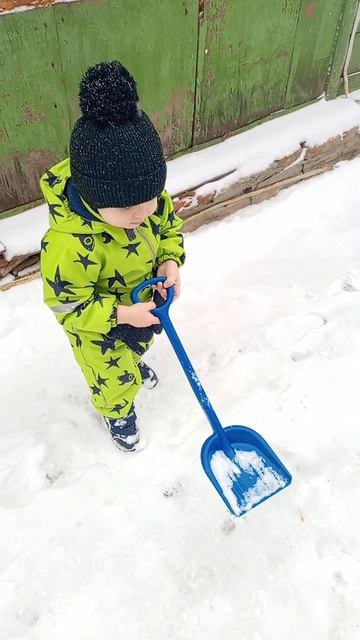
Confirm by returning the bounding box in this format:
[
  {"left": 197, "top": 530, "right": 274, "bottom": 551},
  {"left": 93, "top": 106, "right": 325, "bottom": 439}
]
[
  {"left": 167, "top": 94, "right": 360, "bottom": 196},
  {"left": 0, "top": 204, "right": 48, "bottom": 261},
  {"left": 1, "top": 93, "right": 359, "bottom": 260}
]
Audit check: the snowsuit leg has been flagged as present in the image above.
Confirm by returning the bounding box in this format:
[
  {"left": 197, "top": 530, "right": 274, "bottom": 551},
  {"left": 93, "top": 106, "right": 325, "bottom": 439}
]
[{"left": 66, "top": 329, "right": 151, "bottom": 419}]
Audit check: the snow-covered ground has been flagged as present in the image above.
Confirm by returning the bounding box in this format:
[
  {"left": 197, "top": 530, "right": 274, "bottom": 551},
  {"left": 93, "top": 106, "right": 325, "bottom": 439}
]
[{"left": 1, "top": 159, "right": 360, "bottom": 639}]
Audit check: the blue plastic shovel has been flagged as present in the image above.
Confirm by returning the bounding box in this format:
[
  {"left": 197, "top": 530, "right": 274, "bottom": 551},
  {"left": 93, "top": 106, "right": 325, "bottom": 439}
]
[{"left": 131, "top": 277, "right": 292, "bottom": 517}]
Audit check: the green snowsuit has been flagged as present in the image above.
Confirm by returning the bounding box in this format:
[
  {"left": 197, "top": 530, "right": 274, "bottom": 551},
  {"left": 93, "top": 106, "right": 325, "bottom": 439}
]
[{"left": 40, "top": 158, "right": 185, "bottom": 419}]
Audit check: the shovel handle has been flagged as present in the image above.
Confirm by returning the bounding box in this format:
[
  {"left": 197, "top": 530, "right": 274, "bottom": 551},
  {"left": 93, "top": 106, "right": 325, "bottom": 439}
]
[
  {"left": 130, "top": 278, "right": 232, "bottom": 453},
  {"left": 130, "top": 277, "right": 175, "bottom": 320}
]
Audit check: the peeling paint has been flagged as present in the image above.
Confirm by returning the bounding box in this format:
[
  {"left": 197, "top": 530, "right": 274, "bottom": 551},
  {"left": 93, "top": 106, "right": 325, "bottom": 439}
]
[
  {"left": 281, "top": 0, "right": 299, "bottom": 17},
  {"left": 150, "top": 87, "right": 194, "bottom": 155},
  {"left": 0, "top": 149, "right": 57, "bottom": 212},
  {"left": 198, "top": 0, "right": 204, "bottom": 23},
  {"left": 0, "top": 0, "right": 54, "bottom": 13},
  {"left": 0, "top": 0, "right": 92, "bottom": 13},
  {"left": 305, "top": 3, "right": 316, "bottom": 19},
  {"left": 239, "top": 55, "right": 267, "bottom": 66},
  {"left": 22, "top": 106, "right": 45, "bottom": 123}
]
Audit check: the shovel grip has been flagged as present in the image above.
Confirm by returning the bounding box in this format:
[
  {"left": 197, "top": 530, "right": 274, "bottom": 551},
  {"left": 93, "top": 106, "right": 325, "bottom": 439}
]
[{"left": 130, "top": 277, "right": 175, "bottom": 320}]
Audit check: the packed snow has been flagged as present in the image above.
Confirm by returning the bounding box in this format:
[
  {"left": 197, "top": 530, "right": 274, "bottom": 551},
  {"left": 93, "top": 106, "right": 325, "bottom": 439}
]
[
  {"left": 210, "top": 449, "right": 288, "bottom": 516},
  {"left": 1, "top": 159, "right": 360, "bottom": 639}
]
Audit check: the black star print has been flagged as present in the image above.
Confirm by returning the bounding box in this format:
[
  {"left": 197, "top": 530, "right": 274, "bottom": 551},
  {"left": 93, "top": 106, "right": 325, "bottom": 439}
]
[
  {"left": 149, "top": 219, "right": 160, "bottom": 236},
  {"left": 43, "top": 171, "right": 61, "bottom": 187},
  {"left": 168, "top": 210, "right": 176, "bottom": 226},
  {"left": 68, "top": 330, "right": 82, "bottom": 348},
  {"left": 75, "top": 302, "right": 86, "bottom": 318},
  {"left": 106, "top": 356, "right": 121, "bottom": 369},
  {"left": 101, "top": 232, "right": 113, "bottom": 244},
  {"left": 118, "top": 370, "right": 135, "bottom": 385},
  {"left": 81, "top": 218, "right": 93, "bottom": 229},
  {"left": 108, "top": 269, "right": 126, "bottom": 288},
  {"left": 156, "top": 198, "right": 165, "bottom": 218},
  {"left": 46, "top": 266, "right": 73, "bottom": 297},
  {"left": 113, "top": 400, "right": 129, "bottom": 414},
  {"left": 41, "top": 238, "right": 49, "bottom": 252},
  {"left": 72, "top": 234, "right": 95, "bottom": 252},
  {"left": 91, "top": 335, "right": 116, "bottom": 355},
  {"left": 73, "top": 252, "right": 97, "bottom": 271},
  {"left": 93, "top": 291, "right": 104, "bottom": 306},
  {"left": 97, "top": 375, "right": 108, "bottom": 387},
  {"left": 122, "top": 242, "right": 141, "bottom": 258},
  {"left": 125, "top": 229, "right": 136, "bottom": 241},
  {"left": 90, "top": 385, "right": 101, "bottom": 396},
  {"left": 48, "top": 202, "right": 64, "bottom": 222}
]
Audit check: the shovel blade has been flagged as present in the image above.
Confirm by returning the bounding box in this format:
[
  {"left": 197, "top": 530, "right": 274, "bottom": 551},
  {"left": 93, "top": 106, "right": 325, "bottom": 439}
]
[{"left": 201, "top": 426, "right": 292, "bottom": 517}]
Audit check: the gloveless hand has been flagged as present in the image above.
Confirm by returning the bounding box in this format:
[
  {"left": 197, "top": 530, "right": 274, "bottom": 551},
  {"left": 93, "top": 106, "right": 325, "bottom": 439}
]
[
  {"left": 117, "top": 302, "right": 160, "bottom": 327},
  {"left": 156, "top": 260, "right": 181, "bottom": 299}
]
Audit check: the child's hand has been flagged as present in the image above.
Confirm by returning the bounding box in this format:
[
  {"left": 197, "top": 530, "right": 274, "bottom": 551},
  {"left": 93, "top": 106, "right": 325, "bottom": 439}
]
[
  {"left": 156, "top": 260, "right": 181, "bottom": 299},
  {"left": 117, "top": 302, "right": 160, "bottom": 327}
]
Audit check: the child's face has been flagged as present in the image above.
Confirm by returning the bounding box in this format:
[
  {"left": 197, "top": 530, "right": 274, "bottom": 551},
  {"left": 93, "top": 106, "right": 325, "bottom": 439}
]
[{"left": 98, "top": 198, "right": 158, "bottom": 229}]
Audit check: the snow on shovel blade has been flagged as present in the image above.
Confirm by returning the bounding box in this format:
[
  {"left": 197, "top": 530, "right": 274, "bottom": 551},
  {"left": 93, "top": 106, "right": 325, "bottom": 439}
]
[{"left": 201, "top": 426, "right": 292, "bottom": 517}]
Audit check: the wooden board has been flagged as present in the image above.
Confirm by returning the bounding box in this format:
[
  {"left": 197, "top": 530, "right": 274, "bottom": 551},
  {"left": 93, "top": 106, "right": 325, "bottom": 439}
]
[
  {"left": 0, "top": 7, "right": 71, "bottom": 211},
  {"left": 54, "top": 0, "right": 198, "bottom": 156},
  {"left": 193, "top": 0, "right": 302, "bottom": 144}
]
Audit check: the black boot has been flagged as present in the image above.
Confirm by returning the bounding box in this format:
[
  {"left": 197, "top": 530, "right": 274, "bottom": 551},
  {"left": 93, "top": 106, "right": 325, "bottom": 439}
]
[
  {"left": 104, "top": 406, "right": 146, "bottom": 452},
  {"left": 138, "top": 361, "right": 159, "bottom": 389}
]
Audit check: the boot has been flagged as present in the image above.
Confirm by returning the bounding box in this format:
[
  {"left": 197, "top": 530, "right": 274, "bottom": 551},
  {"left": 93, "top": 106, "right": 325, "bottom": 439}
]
[
  {"left": 138, "top": 361, "right": 158, "bottom": 389},
  {"left": 104, "top": 406, "right": 146, "bottom": 452}
]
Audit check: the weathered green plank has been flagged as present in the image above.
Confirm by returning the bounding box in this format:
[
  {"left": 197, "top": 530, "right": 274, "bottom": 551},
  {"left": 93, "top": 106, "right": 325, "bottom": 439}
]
[
  {"left": 349, "top": 31, "right": 360, "bottom": 74},
  {"left": 326, "top": 0, "right": 359, "bottom": 97},
  {"left": 326, "top": 0, "right": 358, "bottom": 98},
  {"left": 54, "top": 0, "right": 198, "bottom": 156},
  {"left": 0, "top": 8, "right": 71, "bottom": 212},
  {"left": 193, "top": 0, "right": 302, "bottom": 145},
  {"left": 348, "top": 72, "right": 360, "bottom": 91},
  {"left": 285, "top": 0, "right": 349, "bottom": 106}
]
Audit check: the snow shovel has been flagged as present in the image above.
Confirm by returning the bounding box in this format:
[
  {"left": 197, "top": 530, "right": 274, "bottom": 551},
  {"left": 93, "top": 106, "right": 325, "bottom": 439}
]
[{"left": 131, "top": 278, "right": 292, "bottom": 517}]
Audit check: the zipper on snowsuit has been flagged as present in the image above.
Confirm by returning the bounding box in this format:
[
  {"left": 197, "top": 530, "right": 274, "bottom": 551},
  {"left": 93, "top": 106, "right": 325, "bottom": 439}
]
[{"left": 136, "top": 227, "right": 157, "bottom": 263}]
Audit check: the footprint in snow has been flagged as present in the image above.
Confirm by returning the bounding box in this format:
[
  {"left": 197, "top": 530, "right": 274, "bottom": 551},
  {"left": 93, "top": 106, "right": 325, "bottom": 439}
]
[
  {"left": 222, "top": 518, "right": 236, "bottom": 535},
  {"left": 267, "top": 312, "right": 328, "bottom": 349},
  {"left": 289, "top": 330, "right": 326, "bottom": 362},
  {"left": 341, "top": 273, "right": 360, "bottom": 292},
  {"left": 328, "top": 271, "right": 360, "bottom": 294},
  {"left": 163, "top": 481, "right": 184, "bottom": 498}
]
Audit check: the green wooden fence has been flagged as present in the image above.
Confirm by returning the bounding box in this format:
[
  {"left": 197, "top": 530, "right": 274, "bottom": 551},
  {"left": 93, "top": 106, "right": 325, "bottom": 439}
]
[
  {"left": 0, "top": 0, "right": 359, "bottom": 217},
  {"left": 347, "top": 15, "right": 360, "bottom": 91}
]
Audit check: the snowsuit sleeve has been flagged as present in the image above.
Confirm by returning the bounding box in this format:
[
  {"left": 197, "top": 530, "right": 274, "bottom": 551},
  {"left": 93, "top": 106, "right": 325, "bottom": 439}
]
[
  {"left": 156, "top": 191, "right": 185, "bottom": 267},
  {"left": 40, "top": 232, "right": 118, "bottom": 335}
]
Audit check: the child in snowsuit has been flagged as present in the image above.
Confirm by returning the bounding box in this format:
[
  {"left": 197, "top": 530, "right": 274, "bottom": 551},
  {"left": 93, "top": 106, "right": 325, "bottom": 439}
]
[{"left": 40, "top": 61, "right": 185, "bottom": 452}]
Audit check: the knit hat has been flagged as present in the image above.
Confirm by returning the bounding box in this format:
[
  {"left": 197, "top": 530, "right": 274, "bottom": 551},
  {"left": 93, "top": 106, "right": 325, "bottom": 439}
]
[{"left": 70, "top": 61, "right": 167, "bottom": 208}]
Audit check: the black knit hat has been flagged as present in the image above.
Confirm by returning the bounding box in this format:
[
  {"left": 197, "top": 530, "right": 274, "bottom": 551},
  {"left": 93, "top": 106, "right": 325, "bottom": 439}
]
[{"left": 70, "top": 61, "right": 167, "bottom": 208}]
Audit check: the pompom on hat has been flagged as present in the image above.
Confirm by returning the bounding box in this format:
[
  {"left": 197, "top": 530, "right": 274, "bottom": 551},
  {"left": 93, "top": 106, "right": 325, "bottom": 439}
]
[{"left": 70, "top": 61, "right": 167, "bottom": 208}]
